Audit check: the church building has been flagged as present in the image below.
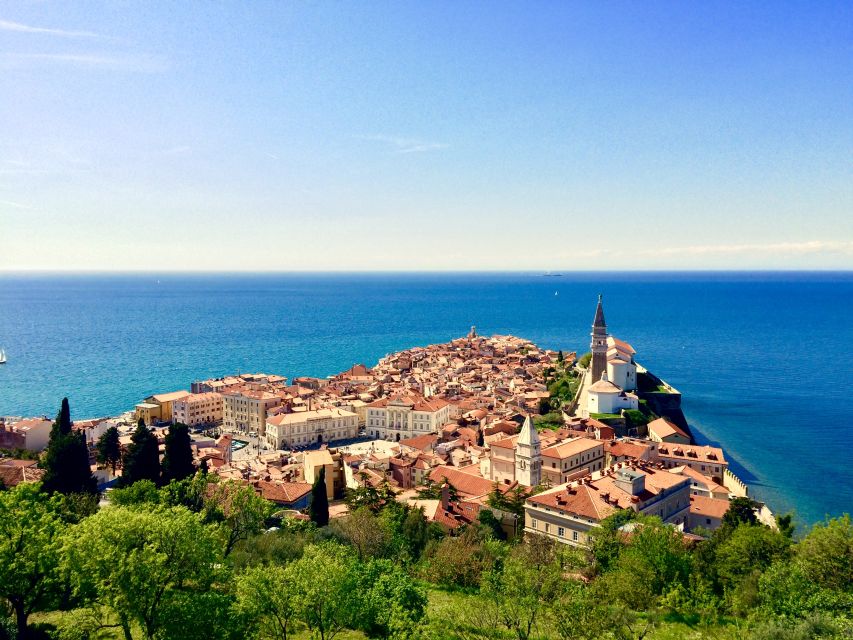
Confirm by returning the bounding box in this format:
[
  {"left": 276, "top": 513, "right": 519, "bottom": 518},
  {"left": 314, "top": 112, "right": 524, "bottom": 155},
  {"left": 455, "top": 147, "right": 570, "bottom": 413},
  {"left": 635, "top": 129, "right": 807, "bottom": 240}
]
[{"left": 584, "top": 296, "right": 639, "bottom": 416}]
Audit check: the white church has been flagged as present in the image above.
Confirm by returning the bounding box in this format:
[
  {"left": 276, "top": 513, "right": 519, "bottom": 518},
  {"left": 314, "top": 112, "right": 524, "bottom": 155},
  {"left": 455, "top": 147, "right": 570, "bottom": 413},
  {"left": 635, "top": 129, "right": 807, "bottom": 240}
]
[{"left": 584, "top": 296, "right": 640, "bottom": 416}]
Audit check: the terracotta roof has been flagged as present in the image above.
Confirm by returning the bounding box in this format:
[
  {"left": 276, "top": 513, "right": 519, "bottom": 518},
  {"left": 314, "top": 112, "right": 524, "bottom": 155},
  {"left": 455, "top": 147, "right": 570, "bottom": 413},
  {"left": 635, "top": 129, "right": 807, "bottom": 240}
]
[
  {"left": 256, "top": 480, "right": 312, "bottom": 505},
  {"left": 490, "top": 435, "right": 518, "bottom": 450},
  {"left": 689, "top": 495, "right": 731, "bottom": 520},
  {"left": 399, "top": 434, "right": 439, "bottom": 452},
  {"left": 657, "top": 443, "right": 726, "bottom": 464},
  {"left": 151, "top": 390, "right": 191, "bottom": 403},
  {"left": 528, "top": 483, "right": 617, "bottom": 522},
  {"left": 428, "top": 465, "right": 498, "bottom": 498},
  {"left": 670, "top": 465, "right": 728, "bottom": 494},
  {"left": 542, "top": 437, "right": 602, "bottom": 460},
  {"left": 607, "top": 440, "right": 652, "bottom": 460},
  {"left": 648, "top": 417, "right": 690, "bottom": 441},
  {"left": 0, "top": 460, "right": 44, "bottom": 488}
]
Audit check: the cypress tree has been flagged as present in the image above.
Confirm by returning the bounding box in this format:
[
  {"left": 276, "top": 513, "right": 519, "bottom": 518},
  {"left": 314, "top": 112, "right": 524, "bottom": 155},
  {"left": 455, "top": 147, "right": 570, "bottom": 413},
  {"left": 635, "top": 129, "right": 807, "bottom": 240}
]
[
  {"left": 42, "top": 398, "right": 96, "bottom": 495},
  {"left": 309, "top": 466, "right": 329, "bottom": 527},
  {"left": 161, "top": 423, "right": 195, "bottom": 484},
  {"left": 121, "top": 420, "right": 161, "bottom": 487},
  {"left": 96, "top": 426, "right": 122, "bottom": 474},
  {"left": 54, "top": 398, "right": 71, "bottom": 436}
]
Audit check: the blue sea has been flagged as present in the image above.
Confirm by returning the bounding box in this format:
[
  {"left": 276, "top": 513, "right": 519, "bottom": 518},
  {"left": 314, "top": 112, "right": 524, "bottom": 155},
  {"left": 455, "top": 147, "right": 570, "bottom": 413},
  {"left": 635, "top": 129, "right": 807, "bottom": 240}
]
[{"left": 1, "top": 272, "right": 851, "bottom": 526}]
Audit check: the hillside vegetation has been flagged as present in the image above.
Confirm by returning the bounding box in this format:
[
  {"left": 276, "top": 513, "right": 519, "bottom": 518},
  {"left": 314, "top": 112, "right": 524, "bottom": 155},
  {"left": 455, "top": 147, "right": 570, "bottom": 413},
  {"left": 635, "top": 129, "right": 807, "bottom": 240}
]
[{"left": 2, "top": 474, "right": 852, "bottom": 640}]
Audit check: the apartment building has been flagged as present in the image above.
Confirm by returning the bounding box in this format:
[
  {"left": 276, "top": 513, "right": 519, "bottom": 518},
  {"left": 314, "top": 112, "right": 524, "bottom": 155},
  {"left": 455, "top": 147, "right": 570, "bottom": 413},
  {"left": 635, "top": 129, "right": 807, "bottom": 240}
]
[
  {"left": 171, "top": 392, "right": 223, "bottom": 427},
  {"left": 222, "top": 389, "right": 284, "bottom": 435}
]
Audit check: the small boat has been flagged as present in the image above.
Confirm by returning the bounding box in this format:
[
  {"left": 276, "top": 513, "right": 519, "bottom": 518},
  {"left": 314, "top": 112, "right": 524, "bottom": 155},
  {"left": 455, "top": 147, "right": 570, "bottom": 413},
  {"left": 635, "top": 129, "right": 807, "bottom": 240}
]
[{"left": 0, "top": 348, "right": 6, "bottom": 364}]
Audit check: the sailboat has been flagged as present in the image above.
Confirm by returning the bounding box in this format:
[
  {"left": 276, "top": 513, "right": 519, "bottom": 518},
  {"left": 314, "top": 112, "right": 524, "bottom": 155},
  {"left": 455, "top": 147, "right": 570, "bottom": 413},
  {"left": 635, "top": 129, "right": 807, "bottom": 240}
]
[{"left": 0, "top": 348, "right": 6, "bottom": 364}]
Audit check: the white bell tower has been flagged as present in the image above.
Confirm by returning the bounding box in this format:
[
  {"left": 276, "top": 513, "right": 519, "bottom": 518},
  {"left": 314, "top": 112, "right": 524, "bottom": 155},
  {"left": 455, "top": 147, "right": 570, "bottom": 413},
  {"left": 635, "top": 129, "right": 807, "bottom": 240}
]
[{"left": 515, "top": 415, "right": 541, "bottom": 487}]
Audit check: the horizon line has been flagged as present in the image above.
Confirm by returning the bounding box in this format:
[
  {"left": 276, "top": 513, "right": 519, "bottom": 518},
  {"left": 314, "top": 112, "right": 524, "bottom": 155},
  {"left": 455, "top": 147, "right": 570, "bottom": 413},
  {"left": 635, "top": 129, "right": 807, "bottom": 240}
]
[{"left": 2, "top": 268, "right": 853, "bottom": 276}]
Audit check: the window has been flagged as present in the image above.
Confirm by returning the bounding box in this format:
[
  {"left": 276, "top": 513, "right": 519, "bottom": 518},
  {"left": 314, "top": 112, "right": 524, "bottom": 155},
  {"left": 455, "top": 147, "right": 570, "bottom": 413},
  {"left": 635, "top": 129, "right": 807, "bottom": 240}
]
[
  {"left": 544, "top": 523, "right": 550, "bottom": 533},
  {"left": 572, "top": 531, "right": 578, "bottom": 541},
  {"left": 531, "top": 518, "right": 538, "bottom": 530},
  {"left": 558, "top": 527, "right": 565, "bottom": 538}
]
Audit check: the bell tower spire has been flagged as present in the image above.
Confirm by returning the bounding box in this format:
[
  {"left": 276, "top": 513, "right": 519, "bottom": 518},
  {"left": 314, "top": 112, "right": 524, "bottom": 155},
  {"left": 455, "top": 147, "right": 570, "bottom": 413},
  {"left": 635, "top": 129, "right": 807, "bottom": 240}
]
[{"left": 590, "top": 295, "right": 608, "bottom": 384}]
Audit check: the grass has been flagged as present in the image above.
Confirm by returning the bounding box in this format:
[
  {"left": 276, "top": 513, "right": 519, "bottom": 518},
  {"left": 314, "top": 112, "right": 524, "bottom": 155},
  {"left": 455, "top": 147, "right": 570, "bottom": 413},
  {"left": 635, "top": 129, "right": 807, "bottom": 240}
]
[{"left": 30, "top": 595, "right": 748, "bottom": 640}]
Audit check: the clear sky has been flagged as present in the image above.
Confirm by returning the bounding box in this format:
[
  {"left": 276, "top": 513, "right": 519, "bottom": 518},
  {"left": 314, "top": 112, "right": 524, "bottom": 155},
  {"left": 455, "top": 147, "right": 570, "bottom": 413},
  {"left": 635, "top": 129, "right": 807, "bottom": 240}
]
[{"left": 1, "top": 1, "right": 851, "bottom": 271}]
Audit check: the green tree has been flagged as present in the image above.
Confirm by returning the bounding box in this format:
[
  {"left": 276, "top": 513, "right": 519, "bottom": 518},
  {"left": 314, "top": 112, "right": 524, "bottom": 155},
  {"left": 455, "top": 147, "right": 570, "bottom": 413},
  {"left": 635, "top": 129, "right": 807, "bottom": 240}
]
[
  {"left": 478, "top": 543, "right": 562, "bottom": 640},
  {"left": 120, "top": 420, "right": 160, "bottom": 487},
  {"left": 41, "top": 398, "right": 96, "bottom": 496},
  {"left": 65, "top": 505, "right": 220, "bottom": 640},
  {"left": 400, "top": 506, "right": 433, "bottom": 561},
  {"left": 205, "top": 480, "right": 273, "bottom": 556},
  {"left": 96, "top": 425, "right": 122, "bottom": 475},
  {"left": 587, "top": 510, "right": 638, "bottom": 575},
  {"left": 721, "top": 497, "right": 759, "bottom": 530},
  {"left": 159, "top": 590, "right": 247, "bottom": 640},
  {"left": 776, "top": 512, "right": 796, "bottom": 539},
  {"left": 53, "top": 397, "right": 72, "bottom": 438},
  {"left": 350, "top": 559, "right": 427, "bottom": 639},
  {"left": 310, "top": 467, "right": 330, "bottom": 527},
  {"left": 0, "top": 484, "right": 67, "bottom": 640},
  {"left": 487, "top": 483, "right": 529, "bottom": 517},
  {"left": 795, "top": 514, "right": 853, "bottom": 593},
  {"left": 715, "top": 524, "right": 791, "bottom": 614},
  {"left": 160, "top": 471, "right": 208, "bottom": 512},
  {"left": 478, "top": 509, "right": 506, "bottom": 540},
  {"left": 421, "top": 526, "right": 496, "bottom": 589},
  {"left": 552, "top": 581, "right": 609, "bottom": 640},
  {"left": 109, "top": 479, "right": 161, "bottom": 506},
  {"left": 606, "top": 518, "right": 692, "bottom": 609},
  {"left": 757, "top": 560, "right": 853, "bottom": 619},
  {"left": 289, "top": 543, "right": 357, "bottom": 640},
  {"left": 161, "top": 422, "right": 195, "bottom": 484},
  {"left": 234, "top": 564, "right": 300, "bottom": 640},
  {"left": 332, "top": 507, "right": 389, "bottom": 561}
]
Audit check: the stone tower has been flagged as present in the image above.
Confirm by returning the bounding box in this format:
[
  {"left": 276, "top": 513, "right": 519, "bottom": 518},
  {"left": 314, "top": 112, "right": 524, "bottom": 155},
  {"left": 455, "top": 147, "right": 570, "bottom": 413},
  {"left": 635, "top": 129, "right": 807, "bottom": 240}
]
[
  {"left": 590, "top": 294, "right": 608, "bottom": 384},
  {"left": 515, "top": 415, "right": 541, "bottom": 487}
]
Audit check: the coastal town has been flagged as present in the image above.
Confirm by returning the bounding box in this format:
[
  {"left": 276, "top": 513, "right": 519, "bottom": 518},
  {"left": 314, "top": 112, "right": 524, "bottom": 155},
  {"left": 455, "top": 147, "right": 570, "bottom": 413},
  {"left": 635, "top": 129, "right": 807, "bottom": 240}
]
[{"left": 0, "top": 297, "right": 774, "bottom": 544}]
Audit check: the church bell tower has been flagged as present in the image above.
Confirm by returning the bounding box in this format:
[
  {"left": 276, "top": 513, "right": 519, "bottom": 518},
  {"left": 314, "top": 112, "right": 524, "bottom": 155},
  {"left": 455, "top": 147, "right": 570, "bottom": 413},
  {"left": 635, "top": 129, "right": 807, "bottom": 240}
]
[
  {"left": 515, "top": 415, "right": 541, "bottom": 487},
  {"left": 590, "top": 295, "right": 608, "bottom": 383}
]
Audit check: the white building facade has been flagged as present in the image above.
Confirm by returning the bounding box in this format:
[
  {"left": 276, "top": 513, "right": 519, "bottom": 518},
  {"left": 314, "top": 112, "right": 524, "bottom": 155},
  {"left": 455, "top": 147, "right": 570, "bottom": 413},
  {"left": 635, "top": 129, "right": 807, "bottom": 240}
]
[
  {"left": 366, "top": 393, "right": 451, "bottom": 442},
  {"left": 265, "top": 408, "right": 358, "bottom": 449}
]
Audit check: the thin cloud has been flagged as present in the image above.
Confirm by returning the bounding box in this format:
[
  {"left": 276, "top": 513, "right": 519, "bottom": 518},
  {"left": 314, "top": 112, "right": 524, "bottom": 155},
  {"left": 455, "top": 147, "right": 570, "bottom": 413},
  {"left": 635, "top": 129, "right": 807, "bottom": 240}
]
[
  {"left": 641, "top": 240, "right": 853, "bottom": 257},
  {"left": 0, "top": 18, "right": 107, "bottom": 39},
  {"left": 358, "top": 134, "right": 449, "bottom": 154},
  {"left": 0, "top": 199, "right": 32, "bottom": 210},
  {"left": 0, "top": 52, "right": 168, "bottom": 73},
  {"left": 162, "top": 146, "right": 191, "bottom": 156}
]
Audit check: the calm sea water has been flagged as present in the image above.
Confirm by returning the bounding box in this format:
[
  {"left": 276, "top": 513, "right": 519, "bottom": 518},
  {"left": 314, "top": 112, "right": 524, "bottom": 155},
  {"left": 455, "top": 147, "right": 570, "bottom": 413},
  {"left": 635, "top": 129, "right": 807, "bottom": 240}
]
[{"left": 1, "top": 272, "right": 851, "bottom": 525}]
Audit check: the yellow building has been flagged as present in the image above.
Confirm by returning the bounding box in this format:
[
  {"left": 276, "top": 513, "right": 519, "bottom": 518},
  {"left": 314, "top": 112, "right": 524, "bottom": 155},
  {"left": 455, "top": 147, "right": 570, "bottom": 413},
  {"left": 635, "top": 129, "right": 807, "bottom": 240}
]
[
  {"left": 135, "top": 390, "right": 190, "bottom": 425},
  {"left": 303, "top": 449, "right": 341, "bottom": 499}
]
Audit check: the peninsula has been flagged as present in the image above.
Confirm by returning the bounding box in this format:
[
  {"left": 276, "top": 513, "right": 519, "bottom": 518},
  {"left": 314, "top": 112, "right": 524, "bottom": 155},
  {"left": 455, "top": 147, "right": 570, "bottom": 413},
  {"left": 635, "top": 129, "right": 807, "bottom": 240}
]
[{"left": 1, "top": 297, "right": 770, "bottom": 540}]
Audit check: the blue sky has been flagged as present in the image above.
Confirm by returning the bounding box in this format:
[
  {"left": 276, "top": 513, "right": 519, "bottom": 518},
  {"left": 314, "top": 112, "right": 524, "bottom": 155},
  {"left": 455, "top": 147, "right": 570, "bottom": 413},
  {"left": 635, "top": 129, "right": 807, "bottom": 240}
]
[{"left": 1, "top": 2, "right": 851, "bottom": 270}]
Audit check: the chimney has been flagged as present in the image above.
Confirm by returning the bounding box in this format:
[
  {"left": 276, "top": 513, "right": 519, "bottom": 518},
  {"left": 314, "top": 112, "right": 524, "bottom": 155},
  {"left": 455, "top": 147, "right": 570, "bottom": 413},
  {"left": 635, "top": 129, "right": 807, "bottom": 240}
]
[{"left": 440, "top": 482, "right": 451, "bottom": 510}]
